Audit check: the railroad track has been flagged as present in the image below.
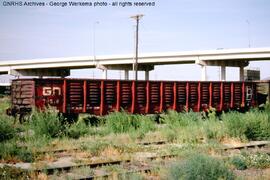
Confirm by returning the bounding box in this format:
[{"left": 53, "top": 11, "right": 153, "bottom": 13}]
[
  {"left": 222, "top": 141, "right": 270, "bottom": 151},
  {"left": 38, "top": 141, "right": 270, "bottom": 174},
  {"left": 5, "top": 141, "right": 270, "bottom": 179},
  {"left": 72, "top": 165, "right": 154, "bottom": 180},
  {"left": 38, "top": 140, "right": 270, "bottom": 155},
  {"left": 33, "top": 153, "right": 177, "bottom": 175},
  {"left": 38, "top": 140, "right": 167, "bottom": 154}
]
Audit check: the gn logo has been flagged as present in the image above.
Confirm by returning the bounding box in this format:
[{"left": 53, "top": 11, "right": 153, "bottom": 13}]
[{"left": 42, "top": 87, "right": 61, "bottom": 96}]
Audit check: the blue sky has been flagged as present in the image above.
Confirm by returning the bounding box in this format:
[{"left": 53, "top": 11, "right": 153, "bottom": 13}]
[{"left": 0, "top": 0, "right": 270, "bottom": 80}]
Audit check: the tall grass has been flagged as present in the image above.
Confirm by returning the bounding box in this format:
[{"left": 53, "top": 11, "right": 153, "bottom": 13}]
[
  {"left": 0, "top": 96, "right": 10, "bottom": 114},
  {"left": 223, "top": 110, "right": 270, "bottom": 140},
  {"left": 160, "top": 109, "right": 270, "bottom": 143},
  {"left": 0, "top": 96, "right": 16, "bottom": 142},
  {"left": 160, "top": 110, "right": 227, "bottom": 143},
  {"left": 105, "top": 111, "right": 156, "bottom": 135},
  {"left": 161, "top": 110, "right": 201, "bottom": 128},
  {"left": 28, "top": 107, "right": 64, "bottom": 138}
]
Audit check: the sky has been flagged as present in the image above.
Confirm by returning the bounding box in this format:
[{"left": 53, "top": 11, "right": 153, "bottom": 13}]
[{"left": 0, "top": 0, "right": 270, "bottom": 81}]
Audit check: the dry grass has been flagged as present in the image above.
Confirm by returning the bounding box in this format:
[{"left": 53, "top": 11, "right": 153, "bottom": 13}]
[
  {"left": 220, "top": 137, "right": 245, "bottom": 146},
  {"left": 100, "top": 146, "right": 122, "bottom": 158}
]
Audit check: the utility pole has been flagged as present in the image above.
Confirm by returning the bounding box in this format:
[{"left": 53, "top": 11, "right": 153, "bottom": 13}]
[{"left": 131, "top": 14, "right": 144, "bottom": 80}]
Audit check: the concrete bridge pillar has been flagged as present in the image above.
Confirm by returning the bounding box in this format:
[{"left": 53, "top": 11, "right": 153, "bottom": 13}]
[
  {"left": 239, "top": 66, "right": 244, "bottom": 81},
  {"left": 124, "top": 70, "right": 129, "bottom": 80},
  {"left": 221, "top": 65, "right": 226, "bottom": 81},
  {"left": 102, "top": 69, "right": 107, "bottom": 79},
  {"left": 201, "top": 65, "right": 207, "bottom": 81},
  {"left": 145, "top": 70, "right": 149, "bottom": 81}
]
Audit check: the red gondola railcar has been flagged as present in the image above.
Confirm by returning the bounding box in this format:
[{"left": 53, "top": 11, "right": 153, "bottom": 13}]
[{"left": 7, "top": 78, "right": 270, "bottom": 117}]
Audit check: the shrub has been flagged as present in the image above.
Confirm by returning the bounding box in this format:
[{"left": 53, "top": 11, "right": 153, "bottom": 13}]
[
  {"left": 241, "top": 152, "right": 270, "bottom": 169},
  {"left": 230, "top": 156, "right": 247, "bottom": 170},
  {"left": 230, "top": 152, "right": 270, "bottom": 169},
  {"left": 66, "top": 119, "right": 89, "bottom": 139},
  {"left": 168, "top": 154, "right": 235, "bottom": 180},
  {"left": 28, "top": 107, "right": 64, "bottom": 138},
  {"left": 0, "top": 116, "right": 16, "bottom": 142},
  {"left": 244, "top": 111, "right": 270, "bottom": 140}
]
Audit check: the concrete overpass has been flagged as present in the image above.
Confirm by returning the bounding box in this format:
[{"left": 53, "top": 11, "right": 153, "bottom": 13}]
[{"left": 0, "top": 47, "right": 270, "bottom": 81}]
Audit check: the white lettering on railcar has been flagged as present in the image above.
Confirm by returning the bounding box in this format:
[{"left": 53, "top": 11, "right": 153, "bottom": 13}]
[{"left": 42, "top": 87, "right": 61, "bottom": 96}]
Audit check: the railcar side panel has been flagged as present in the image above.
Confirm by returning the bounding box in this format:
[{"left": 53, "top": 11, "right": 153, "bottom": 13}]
[{"left": 9, "top": 79, "right": 269, "bottom": 117}]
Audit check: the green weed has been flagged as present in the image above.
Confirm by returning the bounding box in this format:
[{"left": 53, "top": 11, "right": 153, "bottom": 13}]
[
  {"left": 230, "top": 156, "right": 247, "bottom": 170},
  {"left": 66, "top": 119, "right": 89, "bottom": 139},
  {"left": 28, "top": 107, "right": 64, "bottom": 138},
  {"left": 105, "top": 111, "right": 156, "bottom": 136},
  {"left": 0, "top": 116, "right": 16, "bottom": 142},
  {"left": 223, "top": 110, "right": 270, "bottom": 140},
  {"left": 168, "top": 153, "right": 235, "bottom": 180},
  {"left": 239, "top": 152, "right": 270, "bottom": 169},
  {"left": 0, "top": 141, "right": 35, "bottom": 162}
]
